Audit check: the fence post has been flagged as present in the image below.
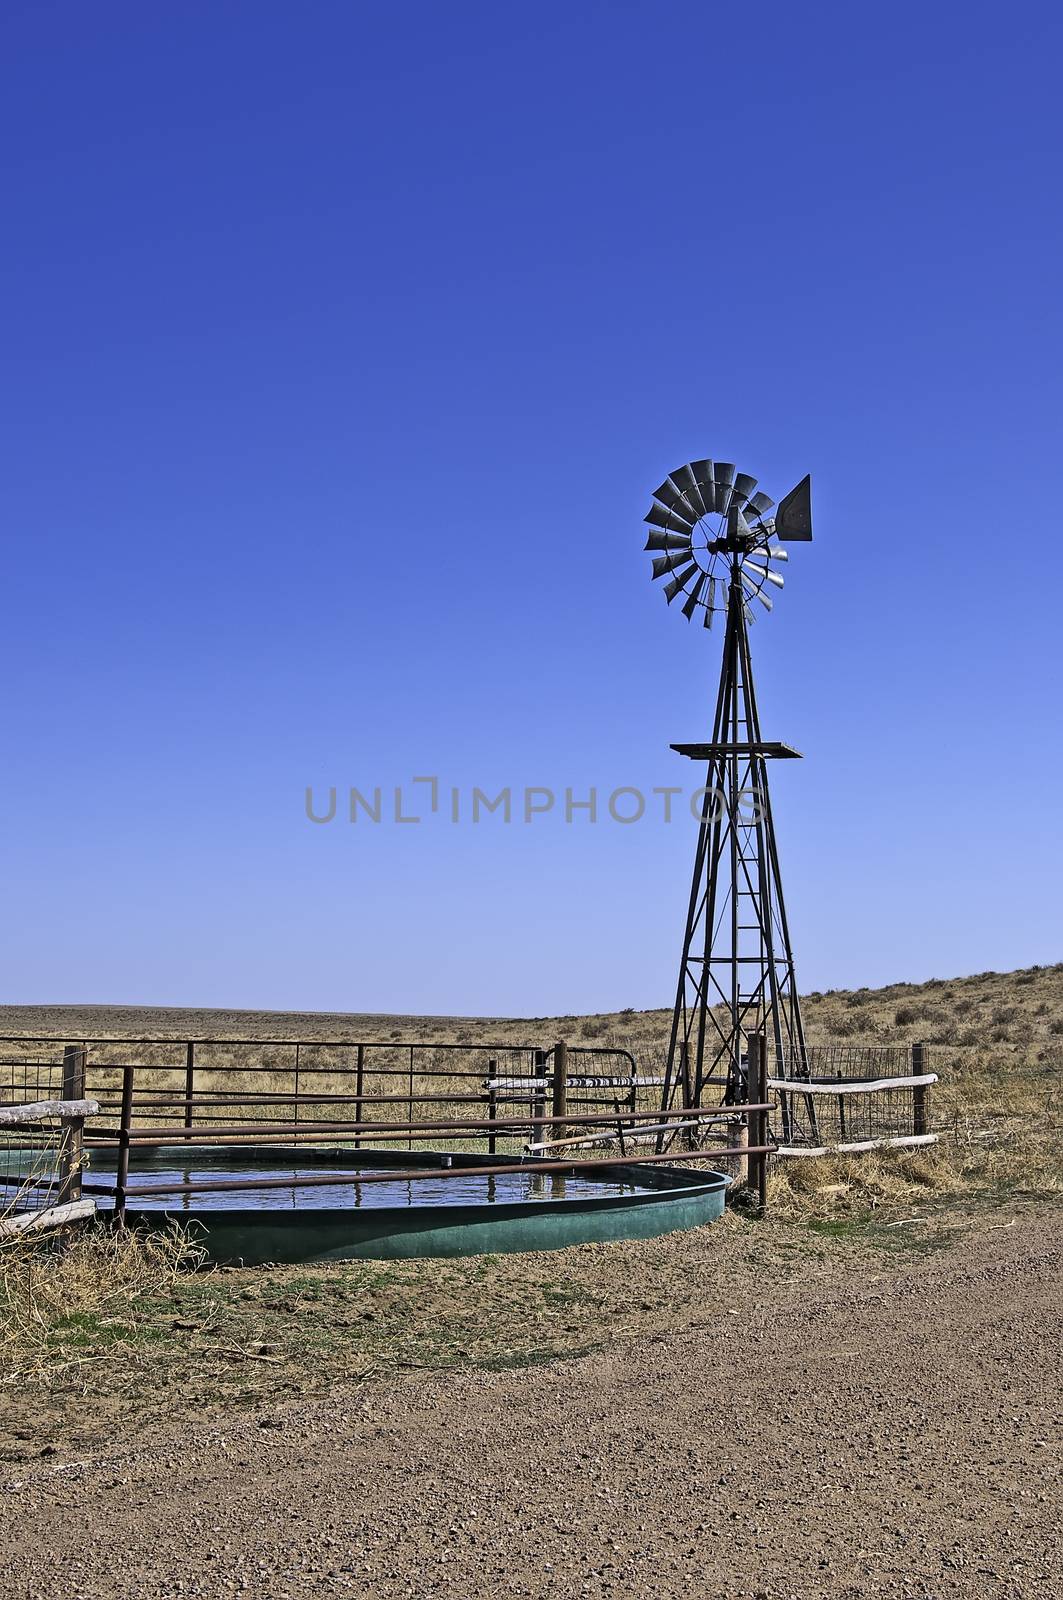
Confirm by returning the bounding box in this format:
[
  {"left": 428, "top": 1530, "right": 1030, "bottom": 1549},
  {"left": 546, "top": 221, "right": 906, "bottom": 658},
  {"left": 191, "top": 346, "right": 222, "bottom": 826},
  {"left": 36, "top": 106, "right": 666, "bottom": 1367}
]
[
  {"left": 183, "top": 1041, "right": 195, "bottom": 1138},
  {"left": 531, "top": 1049, "right": 547, "bottom": 1153},
  {"left": 57, "top": 1045, "right": 87, "bottom": 1206},
  {"left": 552, "top": 1040, "right": 568, "bottom": 1145},
  {"left": 487, "top": 1058, "right": 498, "bottom": 1156},
  {"left": 613, "top": 1096, "right": 627, "bottom": 1156},
  {"left": 113, "top": 1062, "right": 135, "bottom": 1229},
  {"left": 408, "top": 1046, "right": 415, "bottom": 1151},
  {"left": 746, "top": 1032, "right": 769, "bottom": 1213},
  {"left": 678, "top": 1042, "right": 696, "bottom": 1148},
  {"left": 354, "top": 1044, "right": 365, "bottom": 1151},
  {"left": 679, "top": 1041, "right": 693, "bottom": 1104},
  {"left": 911, "top": 1041, "right": 928, "bottom": 1136}
]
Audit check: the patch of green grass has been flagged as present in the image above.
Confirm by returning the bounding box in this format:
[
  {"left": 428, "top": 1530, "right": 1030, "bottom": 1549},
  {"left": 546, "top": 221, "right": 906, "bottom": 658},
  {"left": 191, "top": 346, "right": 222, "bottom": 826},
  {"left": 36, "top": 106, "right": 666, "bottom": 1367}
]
[
  {"left": 807, "top": 1215, "right": 955, "bottom": 1255},
  {"left": 47, "top": 1311, "right": 175, "bottom": 1349}
]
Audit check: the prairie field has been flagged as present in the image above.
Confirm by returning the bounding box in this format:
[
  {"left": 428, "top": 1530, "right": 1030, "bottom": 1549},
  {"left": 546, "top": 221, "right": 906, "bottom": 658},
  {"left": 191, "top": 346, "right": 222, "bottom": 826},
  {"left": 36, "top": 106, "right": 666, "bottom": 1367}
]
[
  {"left": 1, "top": 964, "right": 1061, "bottom": 1584},
  {"left": 1, "top": 961, "right": 1061, "bottom": 1203}
]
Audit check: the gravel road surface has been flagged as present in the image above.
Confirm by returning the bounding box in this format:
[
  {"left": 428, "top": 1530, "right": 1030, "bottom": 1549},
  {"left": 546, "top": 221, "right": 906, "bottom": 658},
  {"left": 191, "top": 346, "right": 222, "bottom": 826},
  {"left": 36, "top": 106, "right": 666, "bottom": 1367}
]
[{"left": 2, "top": 1211, "right": 1061, "bottom": 1599}]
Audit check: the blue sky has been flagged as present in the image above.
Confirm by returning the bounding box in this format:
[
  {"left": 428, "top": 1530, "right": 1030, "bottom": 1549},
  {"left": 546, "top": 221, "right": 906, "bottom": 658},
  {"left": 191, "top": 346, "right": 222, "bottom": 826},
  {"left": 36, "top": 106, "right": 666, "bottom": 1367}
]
[{"left": 2, "top": 1, "right": 1061, "bottom": 1015}]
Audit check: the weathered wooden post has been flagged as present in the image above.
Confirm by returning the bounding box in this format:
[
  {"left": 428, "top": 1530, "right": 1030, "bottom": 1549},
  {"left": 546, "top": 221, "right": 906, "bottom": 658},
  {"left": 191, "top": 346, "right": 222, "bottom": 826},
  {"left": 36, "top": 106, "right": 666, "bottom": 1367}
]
[
  {"left": 679, "top": 1041, "right": 692, "bottom": 1108},
  {"left": 677, "top": 1041, "right": 695, "bottom": 1147},
  {"left": 912, "top": 1041, "right": 928, "bottom": 1137},
  {"left": 552, "top": 1040, "right": 568, "bottom": 1145},
  {"left": 57, "top": 1045, "right": 87, "bottom": 1206},
  {"left": 531, "top": 1049, "right": 547, "bottom": 1169},
  {"left": 746, "top": 1032, "right": 769, "bottom": 1213}
]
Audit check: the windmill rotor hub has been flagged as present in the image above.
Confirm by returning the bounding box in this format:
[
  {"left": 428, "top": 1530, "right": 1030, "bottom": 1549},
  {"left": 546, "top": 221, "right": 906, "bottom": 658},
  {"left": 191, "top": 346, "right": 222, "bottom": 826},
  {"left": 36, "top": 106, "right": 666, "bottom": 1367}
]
[{"left": 643, "top": 458, "right": 812, "bottom": 627}]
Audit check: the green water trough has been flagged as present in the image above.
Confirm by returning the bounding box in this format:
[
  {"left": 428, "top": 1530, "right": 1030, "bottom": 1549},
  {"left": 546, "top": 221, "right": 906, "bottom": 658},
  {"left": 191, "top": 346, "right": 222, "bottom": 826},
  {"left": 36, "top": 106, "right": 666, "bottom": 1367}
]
[{"left": 89, "top": 1145, "right": 729, "bottom": 1264}]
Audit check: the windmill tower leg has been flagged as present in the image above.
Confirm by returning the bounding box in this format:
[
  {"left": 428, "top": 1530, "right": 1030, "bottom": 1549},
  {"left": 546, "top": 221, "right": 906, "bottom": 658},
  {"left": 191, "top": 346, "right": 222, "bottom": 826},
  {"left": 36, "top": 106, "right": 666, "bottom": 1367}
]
[{"left": 660, "top": 574, "right": 808, "bottom": 1123}]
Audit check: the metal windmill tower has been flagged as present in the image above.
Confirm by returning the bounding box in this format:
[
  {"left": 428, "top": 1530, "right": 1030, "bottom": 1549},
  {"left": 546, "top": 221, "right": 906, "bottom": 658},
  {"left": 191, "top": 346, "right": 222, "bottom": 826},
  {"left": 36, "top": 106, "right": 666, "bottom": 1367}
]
[{"left": 644, "top": 458, "right": 814, "bottom": 1114}]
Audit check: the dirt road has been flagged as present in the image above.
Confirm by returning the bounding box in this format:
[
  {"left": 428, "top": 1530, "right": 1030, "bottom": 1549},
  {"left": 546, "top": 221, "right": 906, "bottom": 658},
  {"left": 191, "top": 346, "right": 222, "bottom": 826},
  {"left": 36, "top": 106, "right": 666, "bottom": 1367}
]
[{"left": 3, "top": 1212, "right": 1061, "bottom": 1599}]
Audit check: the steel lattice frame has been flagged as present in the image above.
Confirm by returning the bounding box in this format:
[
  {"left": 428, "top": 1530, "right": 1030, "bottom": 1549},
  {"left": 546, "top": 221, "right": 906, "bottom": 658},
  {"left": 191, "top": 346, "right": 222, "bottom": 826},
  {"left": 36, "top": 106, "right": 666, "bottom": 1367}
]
[
  {"left": 660, "top": 573, "right": 807, "bottom": 1118},
  {"left": 642, "top": 458, "right": 813, "bottom": 1126}
]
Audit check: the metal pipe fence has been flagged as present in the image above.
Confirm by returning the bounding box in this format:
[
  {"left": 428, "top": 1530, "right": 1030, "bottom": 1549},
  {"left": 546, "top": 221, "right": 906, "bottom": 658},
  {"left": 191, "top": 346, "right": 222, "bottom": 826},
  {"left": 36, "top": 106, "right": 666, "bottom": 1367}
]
[{"left": 0, "top": 1033, "right": 940, "bottom": 1223}]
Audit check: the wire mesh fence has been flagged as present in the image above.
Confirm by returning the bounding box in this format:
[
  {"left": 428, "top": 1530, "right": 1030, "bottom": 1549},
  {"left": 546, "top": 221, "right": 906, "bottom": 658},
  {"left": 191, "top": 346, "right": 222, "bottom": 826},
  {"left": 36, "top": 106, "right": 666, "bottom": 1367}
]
[
  {"left": 771, "top": 1043, "right": 932, "bottom": 1149},
  {"left": 0, "top": 1037, "right": 649, "bottom": 1159},
  {"left": 0, "top": 1048, "right": 68, "bottom": 1213}
]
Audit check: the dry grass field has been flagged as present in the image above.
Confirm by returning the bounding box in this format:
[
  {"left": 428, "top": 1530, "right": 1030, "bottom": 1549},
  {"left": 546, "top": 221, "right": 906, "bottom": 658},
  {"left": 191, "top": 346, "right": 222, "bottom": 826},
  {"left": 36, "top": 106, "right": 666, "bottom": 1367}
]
[
  {"left": 2, "top": 959, "right": 1061, "bottom": 1203},
  {"left": 1, "top": 962, "right": 1060, "bottom": 1465}
]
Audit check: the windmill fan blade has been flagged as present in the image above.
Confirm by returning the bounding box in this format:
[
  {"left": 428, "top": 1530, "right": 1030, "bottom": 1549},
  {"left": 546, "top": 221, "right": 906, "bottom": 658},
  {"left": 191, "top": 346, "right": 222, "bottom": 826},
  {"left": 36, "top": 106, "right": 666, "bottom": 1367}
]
[
  {"left": 747, "top": 490, "right": 775, "bottom": 518},
  {"left": 744, "top": 561, "right": 785, "bottom": 589},
  {"left": 681, "top": 573, "right": 708, "bottom": 619},
  {"left": 645, "top": 501, "right": 696, "bottom": 534},
  {"left": 644, "top": 529, "right": 692, "bottom": 553},
  {"left": 651, "top": 550, "right": 695, "bottom": 578},
  {"left": 652, "top": 478, "right": 699, "bottom": 525},
  {"left": 703, "top": 601, "right": 714, "bottom": 629},
  {"left": 714, "top": 461, "right": 736, "bottom": 514},
  {"left": 754, "top": 590, "right": 773, "bottom": 611},
  {"left": 733, "top": 471, "right": 757, "bottom": 505},
  {"left": 690, "top": 459, "right": 716, "bottom": 513},
  {"left": 670, "top": 463, "right": 707, "bottom": 520},
  {"left": 762, "top": 545, "right": 788, "bottom": 560},
  {"left": 663, "top": 563, "right": 700, "bottom": 603},
  {"left": 774, "top": 473, "right": 813, "bottom": 540}
]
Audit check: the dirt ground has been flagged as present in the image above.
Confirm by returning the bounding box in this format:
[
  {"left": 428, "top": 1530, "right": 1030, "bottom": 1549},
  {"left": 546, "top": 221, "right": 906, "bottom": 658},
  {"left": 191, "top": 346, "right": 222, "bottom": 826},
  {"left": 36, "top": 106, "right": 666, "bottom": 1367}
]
[{"left": 2, "top": 1202, "right": 1061, "bottom": 1600}]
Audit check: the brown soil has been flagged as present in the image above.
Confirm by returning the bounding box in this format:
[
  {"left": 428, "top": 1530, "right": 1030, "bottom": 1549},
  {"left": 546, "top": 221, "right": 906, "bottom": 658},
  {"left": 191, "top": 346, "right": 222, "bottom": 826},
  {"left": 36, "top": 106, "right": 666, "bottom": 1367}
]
[{"left": 2, "top": 1204, "right": 1061, "bottom": 1599}]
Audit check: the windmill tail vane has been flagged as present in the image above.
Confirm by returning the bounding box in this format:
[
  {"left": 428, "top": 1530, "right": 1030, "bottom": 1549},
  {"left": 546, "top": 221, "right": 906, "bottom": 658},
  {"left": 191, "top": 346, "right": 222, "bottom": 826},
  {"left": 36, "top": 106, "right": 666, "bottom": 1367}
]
[{"left": 643, "top": 457, "right": 814, "bottom": 1139}]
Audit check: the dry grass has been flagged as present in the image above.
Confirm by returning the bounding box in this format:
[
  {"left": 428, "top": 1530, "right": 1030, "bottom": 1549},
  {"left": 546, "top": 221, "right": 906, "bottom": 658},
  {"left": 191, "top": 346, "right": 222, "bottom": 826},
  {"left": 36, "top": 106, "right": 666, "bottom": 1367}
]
[
  {"left": 0, "top": 1220, "right": 204, "bottom": 1392},
  {"left": 2, "top": 963, "right": 1061, "bottom": 1213},
  {"left": 0, "top": 965, "right": 1060, "bottom": 1448}
]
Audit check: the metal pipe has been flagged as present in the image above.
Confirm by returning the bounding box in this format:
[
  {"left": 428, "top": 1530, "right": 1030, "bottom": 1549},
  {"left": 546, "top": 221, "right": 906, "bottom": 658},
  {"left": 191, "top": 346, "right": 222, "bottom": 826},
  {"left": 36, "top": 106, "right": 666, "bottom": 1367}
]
[
  {"left": 88, "top": 1102, "right": 774, "bottom": 1144},
  {"left": 113, "top": 1062, "right": 134, "bottom": 1228},
  {"left": 183, "top": 1041, "right": 195, "bottom": 1137},
  {"left": 354, "top": 1043, "right": 365, "bottom": 1150},
  {"left": 487, "top": 1058, "right": 497, "bottom": 1157}
]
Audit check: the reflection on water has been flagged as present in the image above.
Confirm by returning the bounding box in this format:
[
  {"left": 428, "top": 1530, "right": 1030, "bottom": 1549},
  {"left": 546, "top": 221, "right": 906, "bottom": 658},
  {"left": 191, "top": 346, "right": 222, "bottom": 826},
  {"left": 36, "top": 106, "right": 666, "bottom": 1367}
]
[{"left": 103, "top": 1164, "right": 657, "bottom": 1212}]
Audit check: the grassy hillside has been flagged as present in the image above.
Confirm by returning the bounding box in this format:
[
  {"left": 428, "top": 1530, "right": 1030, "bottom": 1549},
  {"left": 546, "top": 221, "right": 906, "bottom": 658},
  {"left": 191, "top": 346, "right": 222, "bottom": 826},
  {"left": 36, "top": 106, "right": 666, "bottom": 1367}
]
[
  {"left": 4, "top": 959, "right": 1063, "bottom": 1051},
  {"left": 1, "top": 963, "right": 1060, "bottom": 1210}
]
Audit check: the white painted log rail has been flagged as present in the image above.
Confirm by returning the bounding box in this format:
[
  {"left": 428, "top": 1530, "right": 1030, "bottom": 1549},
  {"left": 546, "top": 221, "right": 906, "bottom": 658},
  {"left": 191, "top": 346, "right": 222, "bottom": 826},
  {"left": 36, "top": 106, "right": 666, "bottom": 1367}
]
[
  {"left": 0, "top": 1098, "right": 101, "bottom": 1125},
  {"left": 767, "top": 1074, "right": 938, "bottom": 1095}
]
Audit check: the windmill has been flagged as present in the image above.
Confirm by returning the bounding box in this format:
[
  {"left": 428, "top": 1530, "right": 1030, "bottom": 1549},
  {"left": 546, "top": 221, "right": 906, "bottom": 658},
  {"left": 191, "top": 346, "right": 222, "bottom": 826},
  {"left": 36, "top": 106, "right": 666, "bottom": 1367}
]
[{"left": 644, "top": 458, "right": 813, "bottom": 1124}]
